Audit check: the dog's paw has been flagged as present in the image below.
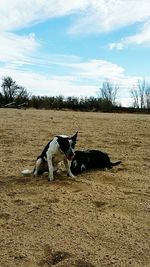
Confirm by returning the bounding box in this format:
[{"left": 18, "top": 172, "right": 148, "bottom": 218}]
[
  {"left": 48, "top": 176, "right": 54, "bottom": 182},
  {"left": 68, "top": 172, "right": 75, "bottom": 178}
]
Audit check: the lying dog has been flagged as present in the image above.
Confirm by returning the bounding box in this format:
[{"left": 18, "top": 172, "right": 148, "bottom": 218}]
[
  {"left": 71, "top": 149, "right": 121, "bottom": 175},
  {"left": 22, "top": 132, "right": 78, "bottom": 181}
]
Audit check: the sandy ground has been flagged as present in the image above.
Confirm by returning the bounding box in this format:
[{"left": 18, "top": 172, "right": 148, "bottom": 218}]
[{"left": 0, "top": 108, "right": 150, "bottom": 267}]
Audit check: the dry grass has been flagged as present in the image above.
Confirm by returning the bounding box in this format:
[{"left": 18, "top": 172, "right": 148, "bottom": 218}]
[{"left": 0, "top": 108, "right": 150, "bottom": 267}]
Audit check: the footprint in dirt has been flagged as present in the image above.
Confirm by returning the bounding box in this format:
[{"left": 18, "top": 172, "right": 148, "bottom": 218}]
[
  {"left": 39, "top": 245, "right": 95, "bottom": 267},
  {"left": 0, "top": 212, "right": 10, "bottom": 224},
  {"left": 38, "top": 246, "right": 71, "bottom": 266},
  {"left": 93, "top": 201, "right": 107, "bottom": 209}
]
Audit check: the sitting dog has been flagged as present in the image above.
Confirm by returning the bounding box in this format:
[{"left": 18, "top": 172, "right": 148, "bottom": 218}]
[
  {"left": 22, "top": 132, "right": 78, "bottom": 181},
  {"left": 71, "top": 149, "right": 121, "bottom": 175}
]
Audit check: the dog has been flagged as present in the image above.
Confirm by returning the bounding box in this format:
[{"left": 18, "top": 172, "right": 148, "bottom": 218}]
[
  {"left": 22, "top": 132, "right": 78, "bottom": 181},
  {"left": 71, "top": 149, "right": 121, "bottom": 175}
]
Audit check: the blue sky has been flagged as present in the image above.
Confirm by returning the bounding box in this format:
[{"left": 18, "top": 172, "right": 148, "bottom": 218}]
[{"left": 0, "top": 0, "right": 150, "bottom": 106}]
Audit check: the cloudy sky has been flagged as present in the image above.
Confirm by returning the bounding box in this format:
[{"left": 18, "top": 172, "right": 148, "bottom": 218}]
[{"left": 0, "top": 0, "right": 150, "bottom": 106}]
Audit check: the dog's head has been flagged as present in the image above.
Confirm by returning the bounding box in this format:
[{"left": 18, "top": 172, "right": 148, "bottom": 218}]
[
  {"left": 71, "top": 150, "right": 88, "bottom": 175},
  {"left": 57, "top": 132, "right": 78, "bottom": 161}
]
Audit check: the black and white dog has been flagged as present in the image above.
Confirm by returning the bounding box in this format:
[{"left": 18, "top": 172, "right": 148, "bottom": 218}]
[
  {"left": 71, "top": 149, "right": 121, "bottom": 175},
  {"left": 22, "top": 132, "right": 78, "bottom": 181}
]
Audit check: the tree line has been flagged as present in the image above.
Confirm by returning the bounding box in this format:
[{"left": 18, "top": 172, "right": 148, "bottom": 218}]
[{"left": 0, "top": 76, "right": 150, "bottom": 112}]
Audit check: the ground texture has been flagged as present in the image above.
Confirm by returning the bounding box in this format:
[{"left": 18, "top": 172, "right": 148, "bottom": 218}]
[{"left": 0, "top": 109, "right": 150, "bottom": 267}]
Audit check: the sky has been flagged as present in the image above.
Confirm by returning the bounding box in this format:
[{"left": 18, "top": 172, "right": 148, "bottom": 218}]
[{"left": 0, "top": 0, "right": 150, "bottom": 107}]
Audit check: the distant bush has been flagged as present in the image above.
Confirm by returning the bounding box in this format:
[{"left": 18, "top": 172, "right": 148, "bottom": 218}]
[{"left": 28, "top": 95, "right": 119, "bottom": 112}]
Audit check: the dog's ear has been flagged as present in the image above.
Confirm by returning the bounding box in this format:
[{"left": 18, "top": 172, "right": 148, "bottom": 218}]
[{"left": 71, "top": 131, "right": 78, "bottom": 141}]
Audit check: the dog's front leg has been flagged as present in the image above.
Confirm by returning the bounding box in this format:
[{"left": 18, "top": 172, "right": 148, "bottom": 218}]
[
  {"left": 64, "top": 158, "right": 75, "bottom": 178},
  {"left": 47, "top": 154, "right": 54, "bottom": 181}
]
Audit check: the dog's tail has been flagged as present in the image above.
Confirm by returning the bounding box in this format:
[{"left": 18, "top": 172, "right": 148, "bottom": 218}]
[
  {"left": 111, "top": 161, "right": 122, "bottom": 167},
  {"left": 21, "top": 169, "right": 33, "bottom": 175}
]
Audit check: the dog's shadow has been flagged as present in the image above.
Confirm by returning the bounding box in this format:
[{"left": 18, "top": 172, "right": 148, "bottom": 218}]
[
  {"left": 52, "top": 171, "right": 82, "bottom": 185},
  {"left": 16, "top": 170, "right": 80, "bottom": 186}
]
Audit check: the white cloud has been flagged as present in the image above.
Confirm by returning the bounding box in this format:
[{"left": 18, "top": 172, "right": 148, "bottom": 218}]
[
  {"left": 109, "top": 19, "right": 150, "bottom": 49},
  {"left": 0, "top": 32, "right": 38, "bottom": 63},
  {"left": 69, "top": 0, "right": 150, "bottom": 35},
  {"left": 61, "top": 59, "right": 125, "bottom": 81},
  {"left": 124, "top": 19, "right": 150, "bottom": 45},
  {"left": 0, "top": 0, "right": 150, "bottom": 50},
  {"left": 0, "top": 0, "right": 150, "bottom": 34},
  {"left": 108, "top": 42, "right": 125, "bottom": 50},
  {"left": 0, "top": 0, "right": 88, "bottom": 31}
]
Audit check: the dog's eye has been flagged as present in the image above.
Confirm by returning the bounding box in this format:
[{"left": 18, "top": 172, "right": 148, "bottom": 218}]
[{"left": 72, "top": 141, "right": 76, "bottom": 148}]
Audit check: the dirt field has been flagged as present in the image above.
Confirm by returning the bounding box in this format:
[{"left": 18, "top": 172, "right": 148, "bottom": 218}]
[{"left": 0, "top": 108, "right": 149, "bottom": 267}]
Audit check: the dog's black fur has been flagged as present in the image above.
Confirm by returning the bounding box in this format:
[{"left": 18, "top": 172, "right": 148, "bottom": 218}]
[{"left": 71, "top": 149, "right": 121, "bottom": 175}]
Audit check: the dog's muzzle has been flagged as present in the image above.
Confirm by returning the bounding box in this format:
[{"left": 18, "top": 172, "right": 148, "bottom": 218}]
[{"left": 66, "top": 148, "right": 75, "bottom": 161}]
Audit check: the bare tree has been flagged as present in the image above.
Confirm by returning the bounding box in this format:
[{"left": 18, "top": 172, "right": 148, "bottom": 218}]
[
  {"left": 131, "top": 87, "right": 139, "bottom": 108},
  {"left": 131, "top": 79, "right": 150, "bottom": 109},
  {"left": 145, "top": 85, "right": 150, "bottom": 109},
  {"left": 99, "top": 80, "right": 119, "bottom": 105},
  {"left": 138, "top": 79, "right": 146, "bottom": 109}
]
